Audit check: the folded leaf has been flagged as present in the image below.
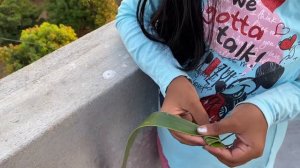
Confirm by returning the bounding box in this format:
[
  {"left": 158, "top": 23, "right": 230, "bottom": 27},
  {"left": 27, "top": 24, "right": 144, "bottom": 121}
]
[{"left": 121, "top": 112, "right": 225, "bottom": 168}]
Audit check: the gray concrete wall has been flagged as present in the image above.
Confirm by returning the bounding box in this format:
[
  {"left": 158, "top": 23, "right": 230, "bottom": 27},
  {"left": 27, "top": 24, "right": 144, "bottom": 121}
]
[
  {"left": 275, "top": 119, "right": 300, "bottom": 168},
  {"left": 0, "top": 21, "right": 299, "bottom": 168},
  {"left": 0, "top": 21, "right": 160, "bottom": 168}
]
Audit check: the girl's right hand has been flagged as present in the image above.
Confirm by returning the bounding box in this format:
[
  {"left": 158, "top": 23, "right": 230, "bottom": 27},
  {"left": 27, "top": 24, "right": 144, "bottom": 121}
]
[{"left": 160, "top": 76, "right": 210, "bottom": 146}]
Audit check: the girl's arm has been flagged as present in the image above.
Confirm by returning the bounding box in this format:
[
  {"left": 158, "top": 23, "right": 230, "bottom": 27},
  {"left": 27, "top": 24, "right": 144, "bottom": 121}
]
[
  {"left": 239, "top": 77, "right": 300, "bottom": 128},
  {"left": 240, "top": 70, "right": 300, "bottom": 127},
  {"left": 196, "top": 79, "right": 300, "bottom": 166},
  {"left": 115, "top": 0, "right": 191, "bottom": 97},
  {"left": 116, "top": 0, "right": 210, "bottom": 146}
]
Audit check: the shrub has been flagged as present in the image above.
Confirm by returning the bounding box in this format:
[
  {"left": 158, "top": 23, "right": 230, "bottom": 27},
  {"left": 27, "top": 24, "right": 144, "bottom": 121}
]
[{"left": 1, "top": 22, "right": 77, "bottom": 72}]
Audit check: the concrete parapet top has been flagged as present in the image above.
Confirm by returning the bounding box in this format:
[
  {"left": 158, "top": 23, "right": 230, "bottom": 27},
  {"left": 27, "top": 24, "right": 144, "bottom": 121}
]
[{"left": 0, "top": 21, "right": 149, "bottom": 167}]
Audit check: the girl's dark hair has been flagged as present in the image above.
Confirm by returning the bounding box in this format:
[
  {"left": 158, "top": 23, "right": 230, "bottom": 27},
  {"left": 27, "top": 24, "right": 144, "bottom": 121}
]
[{"left": 137, "top": 0, "right": 216, "bottom": 71}]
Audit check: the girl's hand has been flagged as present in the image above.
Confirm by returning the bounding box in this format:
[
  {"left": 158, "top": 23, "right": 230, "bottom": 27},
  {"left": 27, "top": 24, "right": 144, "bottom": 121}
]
[
  {"left": 197, "top": 103, "right": 268, "bottom": 167},
  {"left": 161, "top": 76, "right": 210, "bottom": 146}
]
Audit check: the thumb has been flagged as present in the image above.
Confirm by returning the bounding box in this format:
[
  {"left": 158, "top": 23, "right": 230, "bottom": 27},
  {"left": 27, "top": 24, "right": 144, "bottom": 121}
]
[
  {"left": 186, "top": 101, "right": 210, "bottom": 125},
  {"left": 197, "top": 117, "right": 236, "bottom": 136}
]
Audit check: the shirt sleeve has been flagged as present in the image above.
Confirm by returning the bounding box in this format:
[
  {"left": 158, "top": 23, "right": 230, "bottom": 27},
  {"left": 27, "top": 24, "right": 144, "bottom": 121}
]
[
  {"left": 115, "top": 0, "right": 191, "bottom": 97},
  {"left": 237, "top": 77, "right": 300, "bottom": 128}
]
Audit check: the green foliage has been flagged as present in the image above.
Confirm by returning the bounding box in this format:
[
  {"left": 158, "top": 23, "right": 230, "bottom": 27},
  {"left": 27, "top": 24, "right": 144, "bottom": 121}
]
[
  {"left": 0, "top": 0, "right": 118, "bottom": 77},
  {"left": 0, "top": 0, "right": 41, "bottom": 46},
  {"left": 0, "top": 44, "right": 17, "bottom": 75},
  {"left": 47, "top": 0, "right": 95, "bottom": 36},
  {"left": 81, "top": 0, "right": 118, "bottom": 26},
  {"left": 1, "top": 22, "right": 77, "bottom": 72},
  {"left": 47, "top": 0, "right": 118, "bottom": 36}
]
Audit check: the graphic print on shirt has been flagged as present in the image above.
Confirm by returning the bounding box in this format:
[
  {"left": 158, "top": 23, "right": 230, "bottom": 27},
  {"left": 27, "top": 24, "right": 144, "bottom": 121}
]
[
  {"left": 279, "top": 34, "right": 300, "bottom": 63},
  {"left": 202, "top": 0, "right": 287, "bottom": 70},
  {"left": 200, "top": 59, "right": 285, "bottom": 122},
  {"left": 193, "top": 0, "right": 300, "bottom": 122}
]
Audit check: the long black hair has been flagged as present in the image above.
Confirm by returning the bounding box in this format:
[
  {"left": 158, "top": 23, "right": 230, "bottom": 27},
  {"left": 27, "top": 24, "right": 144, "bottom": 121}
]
[{"left": 137, "top": 0, "right": 216, "bottom": 71}]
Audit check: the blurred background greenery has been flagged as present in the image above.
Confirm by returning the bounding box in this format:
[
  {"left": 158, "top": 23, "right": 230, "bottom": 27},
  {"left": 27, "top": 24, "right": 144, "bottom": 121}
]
[{"left": 0, "top": 0, "right": 119, "bottom": 78}]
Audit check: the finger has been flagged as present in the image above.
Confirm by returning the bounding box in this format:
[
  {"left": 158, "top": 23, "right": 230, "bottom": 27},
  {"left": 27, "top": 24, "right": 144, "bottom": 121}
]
[
  {"left": 179, "top": 112, "right": 194, "bottom": 122},
  {"left": 171, "top": 131, "right": 196, "bottom": 146},
  {"left": 187, "top": 100, "right": 209, "bottom": 125},
  {"left": 197, "top": 117, "right": 238, "bottom": 136},
  {"left": 171, "top": 132, "right": 197, "bottom": 146},
  {"left": 160, "top": 105, "right": 187, "bottom": 116},
  {"left": 217, "top": 157, "right": 237, "bottom": 168},
  {"left": 170, "top": 130, "right": 205, "bottom": 146},
  {"left": 203, "top": 146, "right": 236, "bottom": 167},
  {"left": 171, "top": 131, "right": 205, "bottom": 146},
  {"left": 204, "top": 138, "right": 253, "bottom": 167}
]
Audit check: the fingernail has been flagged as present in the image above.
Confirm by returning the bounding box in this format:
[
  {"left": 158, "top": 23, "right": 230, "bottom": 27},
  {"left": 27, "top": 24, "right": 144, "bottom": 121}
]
[{"left": 197, "top": 126, "right": 207, "bottom": 134}]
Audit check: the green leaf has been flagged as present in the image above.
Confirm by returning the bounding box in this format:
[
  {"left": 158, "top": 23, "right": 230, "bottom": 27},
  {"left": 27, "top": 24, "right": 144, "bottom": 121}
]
[{"left": 121, "top": 112, "right": 225, "bottom": 168}]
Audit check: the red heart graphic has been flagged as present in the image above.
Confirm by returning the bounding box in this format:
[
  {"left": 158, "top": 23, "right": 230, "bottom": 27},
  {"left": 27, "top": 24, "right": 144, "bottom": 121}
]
[
  {"left": 275, "top": 23, "right": 290, "bottom": 35},
  {"left": 279, "top": 34, "right": 297, "bottom": 50},
  {"left": 261, "top": 0, "right": 286, "bottom": 13}
]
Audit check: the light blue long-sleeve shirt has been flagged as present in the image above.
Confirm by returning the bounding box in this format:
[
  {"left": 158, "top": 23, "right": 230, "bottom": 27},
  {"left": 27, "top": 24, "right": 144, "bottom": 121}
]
[{"left": 116, "top": 0, "right": 300, "bottom": 167}]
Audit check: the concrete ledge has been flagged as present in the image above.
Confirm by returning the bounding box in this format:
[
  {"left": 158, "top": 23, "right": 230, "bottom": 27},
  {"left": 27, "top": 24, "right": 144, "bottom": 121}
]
[
  {"left": 0, "top": 21, "right": 299, "bottom": 168},
  {"left": 0, "top": 21, "right": 160, "bottom": 168}
]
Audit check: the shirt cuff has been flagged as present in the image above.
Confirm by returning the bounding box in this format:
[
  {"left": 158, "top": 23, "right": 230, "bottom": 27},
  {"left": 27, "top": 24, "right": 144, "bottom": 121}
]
[{"left": 160, "top": 74, "right": 192, "bottom": 97}]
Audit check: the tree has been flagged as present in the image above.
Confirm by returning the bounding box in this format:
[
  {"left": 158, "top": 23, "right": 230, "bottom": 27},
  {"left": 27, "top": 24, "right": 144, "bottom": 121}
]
[
  {"left": 0, "top": 0, "right": 41, "bottom": 46},
  {"left": 82, "top": 0, "right": 118, "bottom": 26},
  {"left": 47, "top": 0, "right": 95, "bottom": 36},
  {"left": 1, "top": 22, "right": 77, "bottom": 72},
  {"left": 0, "top": 44, "right": 17, "bottom": 77},
  {"left": 47, "top": 0, "right": 118, "bottom": 36}
]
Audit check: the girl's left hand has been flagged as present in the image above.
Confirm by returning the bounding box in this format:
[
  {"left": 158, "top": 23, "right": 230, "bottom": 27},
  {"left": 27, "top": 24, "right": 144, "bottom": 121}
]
[{"left": 197, "top": 103, "right": 268, "bottom": 167}]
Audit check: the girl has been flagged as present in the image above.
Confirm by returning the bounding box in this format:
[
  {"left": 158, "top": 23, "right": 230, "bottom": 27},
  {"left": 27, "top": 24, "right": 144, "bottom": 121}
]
[{"left": 116, "top": 0, "right": 300, "bottom": 167}]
